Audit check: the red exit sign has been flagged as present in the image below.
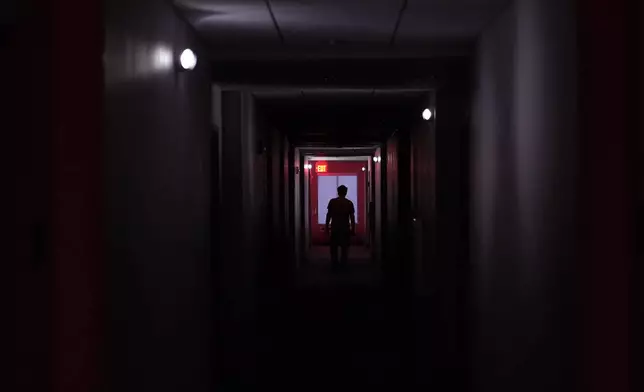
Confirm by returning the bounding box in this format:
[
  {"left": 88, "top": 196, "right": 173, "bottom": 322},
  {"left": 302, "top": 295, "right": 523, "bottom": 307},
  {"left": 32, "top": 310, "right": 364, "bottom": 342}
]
[{"left": 316, "top": 164, "right": 327, "bottom": 173}]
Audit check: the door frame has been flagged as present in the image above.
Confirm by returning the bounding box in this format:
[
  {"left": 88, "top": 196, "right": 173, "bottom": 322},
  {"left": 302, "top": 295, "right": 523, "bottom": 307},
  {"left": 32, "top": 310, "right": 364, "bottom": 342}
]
[{"left": 309, "top": 165, "right": 367, "bottom": 246}]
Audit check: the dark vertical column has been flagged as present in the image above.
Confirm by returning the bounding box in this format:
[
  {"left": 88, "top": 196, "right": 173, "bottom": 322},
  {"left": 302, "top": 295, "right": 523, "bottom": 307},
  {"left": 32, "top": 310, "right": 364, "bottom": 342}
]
[
  {"left": 434, "top": 74, "right": 471, "bottom": 390},
  {"left": 578, "top": 1, "right": 632, "bottom": 391},
  {"left": 218, "top": 91, "right": 252, "bottom": 385},
  {"left": 472, "top": 2, "right": 579, "bottom": 390},
  {"left": 209, "top": 122, "right": 220, "bottom": 388},
  {"left": 412, "top": 92, "right": 437, "bottom": 294},
  {"left": 396, "top": 128, "right": 413, "bottom": 286},
  {"left": 634, "top": 2, "right": 644, "bottom": 390},
  {"left": 261, "top": 124, "right": 275, "bottom": 293},
  {"left": 8, "top": 1, "right": 54, "bottom": 391},
  {"left": 282, "top": 138, "right": 290, "bottom": 259},
  {"left": 51, "top": 0, "right": 103, "bottom": 390},
  {"left": 221, "top": 91, "right": 244, "bottom": 250},
  {"left": 382, "top": 128, "right": 413, "bottom": 288},
  {"left": 374, "top": 148, "right": 383, "bottom": 264},
  {"left": 293, "top": 149, "right": 302, "bottom": 266},
  {"left": 287, "top": 143, "right": 296, "bottom": 268},
  {"left": 303, "top": 157, "right": 311, "bottom": 259},
  {"left": 436, "top": 80, "right": 471, "bottom": 286},
  {"left": 269, "top": 129, "right": 280, "bottom": 236},
  {"left": 408, "top": 96, "right": 437, "bottom": 389},
  {"left": 266, "top": 127, "right": 289, "bottom": 285},
  {"left": 383, "top": 136, "right": 397, "bottom": 281}
]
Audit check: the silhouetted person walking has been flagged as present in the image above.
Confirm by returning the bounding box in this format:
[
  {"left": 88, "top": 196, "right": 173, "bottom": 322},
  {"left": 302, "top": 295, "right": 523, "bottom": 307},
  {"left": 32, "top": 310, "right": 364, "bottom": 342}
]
[{"left": 325, "top": 185, "right": 355, "bottom": 270}]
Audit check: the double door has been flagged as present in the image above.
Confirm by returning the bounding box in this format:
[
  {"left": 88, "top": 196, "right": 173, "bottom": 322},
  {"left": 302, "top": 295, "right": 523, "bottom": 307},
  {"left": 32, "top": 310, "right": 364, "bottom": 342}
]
[{"left": 311, "top": 174, "right": 363, "bottom": 245}]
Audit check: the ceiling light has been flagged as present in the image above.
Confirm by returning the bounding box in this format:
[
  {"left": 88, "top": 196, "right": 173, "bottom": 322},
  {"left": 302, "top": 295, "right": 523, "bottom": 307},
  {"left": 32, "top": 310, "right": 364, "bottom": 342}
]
[
  {"left": 179, "top": 48, "right": 197, "bottom": 70},
  {"left": 422, "top": 108, "right": 433, "bottom": 121}
]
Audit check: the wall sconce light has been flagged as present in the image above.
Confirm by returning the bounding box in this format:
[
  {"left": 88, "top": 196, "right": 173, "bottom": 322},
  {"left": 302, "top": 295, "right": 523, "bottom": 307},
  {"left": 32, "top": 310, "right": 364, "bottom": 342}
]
[
  {"left": 422, "top": 108, "right": 433, "bottom": 121},
  {"left": 361, "top": 167, "right": 366, "bottom": 171},
  {"left": 372, "top": 156, "right": 382, "bottom": 163},
  {"left": 304, "top": 163, "right": 313, "bottom": 170},
  {"left": 179, "top": 48, "right": 197, "bottom": 70}
]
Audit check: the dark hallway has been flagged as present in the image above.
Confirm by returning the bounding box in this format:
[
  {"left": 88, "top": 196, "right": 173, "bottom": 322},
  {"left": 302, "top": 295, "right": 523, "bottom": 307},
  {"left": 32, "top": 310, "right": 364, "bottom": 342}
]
[
  {"left": 6, "top": 0, "right": 641, "bottom": 391},
  {"left": 257, "top": 286, "right": 410, "bottom": 389}
]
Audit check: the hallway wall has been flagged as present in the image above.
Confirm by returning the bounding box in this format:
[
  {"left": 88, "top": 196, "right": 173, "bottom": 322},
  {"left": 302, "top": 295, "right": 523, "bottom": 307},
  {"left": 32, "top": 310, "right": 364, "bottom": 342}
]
[
  {"left": 635, "top": 2, "right": 644, "bottom": 388},
  {"left": 472, "top": 0, "right": 579, "bottom": 391},
  {"left": 384, "top": 130, "right": 413, "bottom": 286},
  {"left": 384, "top": 136, "right": 399, "bottom": 280},
  {"left": 218, "top": 91, "right": 276, "bottom": 386},
  {"left": 103, "top": 0, "right": 213, "bottom": 390},
  {"left": 577, "top": 1, "right": 632, "bottom": 389},
  {"left": 294, "top": 148, "right": 302, "bottom": 265},
  {"left": 430, "top": 75, "right": 473, "bottom": 389},
  {"left": 409, "top": 95, "right": 436, "bottom": 293},
  {"left": 7, "top": 3, "right": 54, "bottom": 390},
  {"left": 263, "top": 123, "right": 292, "bottom": 284},
  {"left": 287, "top": 142, "right": 296, "bottom": 264},
  {"left": 373, "top": 147, "right": 383, "bottom": 264}
]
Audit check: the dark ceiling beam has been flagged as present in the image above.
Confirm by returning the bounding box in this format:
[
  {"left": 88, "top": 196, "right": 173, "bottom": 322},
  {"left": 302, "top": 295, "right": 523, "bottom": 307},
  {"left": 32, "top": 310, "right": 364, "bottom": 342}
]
[
  {"left": 389, "top": 0, "right": 408, "bottom": 46},
  {"left": 299, "top": 146, "right": 377, "bottom": 151},
  {"left": 291, "top": 138, "right": 384, "bottom": 146},
  {"left": 263, "top": 0, "right": 285, "bottom": 44},
  {"left": 297, "top": 145, "right": 379, "bottom": 151},
  {"left": 204, "top": 42, "right": 473, "bottom": 61},
  {"left": 246, "top": 87, "right": 431, "bottom": 99},
  {"left": 213, "top": 57, "right": 470, "bottom": 89}
]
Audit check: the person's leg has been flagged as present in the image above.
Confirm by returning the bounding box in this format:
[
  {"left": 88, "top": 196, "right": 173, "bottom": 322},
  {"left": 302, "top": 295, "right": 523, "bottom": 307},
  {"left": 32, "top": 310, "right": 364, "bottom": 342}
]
[
  {"left": 330, "top": 239, "right": 339, "bottom": 268},
  {"left": 340, "top": 244, "right": 349, "bottom": 266},
  {"left": 339, "top": 232, "right": 350, "bottom": 267}
]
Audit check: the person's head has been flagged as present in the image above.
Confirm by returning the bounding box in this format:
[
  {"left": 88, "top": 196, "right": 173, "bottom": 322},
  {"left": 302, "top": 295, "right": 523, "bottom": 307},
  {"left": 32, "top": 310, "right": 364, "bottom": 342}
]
[{"left": 337, "top": 185, "right": 348, "bottom": 198}]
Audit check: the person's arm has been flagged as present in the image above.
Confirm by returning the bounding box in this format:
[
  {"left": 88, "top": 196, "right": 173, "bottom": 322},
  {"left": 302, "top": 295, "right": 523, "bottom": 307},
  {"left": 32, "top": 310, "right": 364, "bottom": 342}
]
[
  {"left": 349, "top": 202, "right": 356, "bottom": 235},
  {"left": 325, "top": 200, "right": 332, "bottom": 233}
]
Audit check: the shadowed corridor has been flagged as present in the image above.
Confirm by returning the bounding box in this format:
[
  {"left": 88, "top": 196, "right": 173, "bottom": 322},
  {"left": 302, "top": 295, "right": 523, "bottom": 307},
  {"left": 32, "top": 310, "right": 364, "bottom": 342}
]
[{"left": 6, "top": 0, "right": 640, "bottom": 391}]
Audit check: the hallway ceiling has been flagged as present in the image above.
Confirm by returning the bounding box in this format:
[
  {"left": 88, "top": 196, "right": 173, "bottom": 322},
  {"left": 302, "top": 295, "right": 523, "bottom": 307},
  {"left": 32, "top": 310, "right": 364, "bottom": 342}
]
[
  {"left": 174, "top": 0, "right": 510, "bottom": 58},
  {"left": 178, "top": 1, "right": 496, "bottom": 147},
  {"left": 213, "top": 57, "right": 470, "bottom": 88},
  {"left": 257, "top": 88, "right": 425, "bottom": 146},
  {"left": 300, "top": 146, "right": 376, "bottom": 154},
  {"left": 253, "top": 87, "right": 429, "bottom": 100}
]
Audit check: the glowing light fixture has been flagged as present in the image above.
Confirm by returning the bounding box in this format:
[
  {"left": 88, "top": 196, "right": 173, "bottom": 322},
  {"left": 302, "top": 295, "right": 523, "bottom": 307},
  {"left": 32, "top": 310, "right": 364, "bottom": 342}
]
[
  {"left": 373, "top": 156, "right": 382, "bottom": 163},
  {"left": 422, "top": 108, "right": 433, "bottom": 120},
  {"left": 152, "top": 46, "right": 173, "bottom": 71},
  {"left": 316, "top": 164, "right": 327, "bottom": 173},
  {"left": 179, "top": 48, "right": 197, "bottom": 70},
  {"left": 361, "top": 167, "right": 366, "bottom": 171},
  {"left": 304, "top": 163, "right": 312, "bottom": 170}
]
